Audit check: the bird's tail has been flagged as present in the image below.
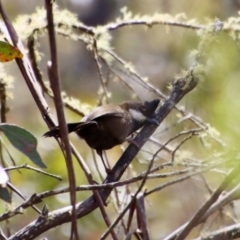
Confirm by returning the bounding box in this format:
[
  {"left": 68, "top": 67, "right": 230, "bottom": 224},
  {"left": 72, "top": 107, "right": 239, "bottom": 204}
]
[
  {"left": 43, "top": 122, "right": 84, "bottom": 137},
  {"left": 43, "top": 122, "right": 97, "bottom": 137}
]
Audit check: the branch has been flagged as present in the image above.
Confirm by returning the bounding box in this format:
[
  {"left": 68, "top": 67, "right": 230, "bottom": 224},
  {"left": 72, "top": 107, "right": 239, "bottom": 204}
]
[
  {"left": 175, "top": 161, "right": 240, "bottom": 240},
  {"left": 44, "top": 1, "right": 78, "bottom": 239}
]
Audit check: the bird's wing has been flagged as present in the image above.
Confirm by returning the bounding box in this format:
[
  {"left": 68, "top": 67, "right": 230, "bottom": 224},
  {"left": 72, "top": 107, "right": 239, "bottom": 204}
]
[
  {"left": 83, "top": 104, "right": 125, "bottom": 121},
  {"left": 70, "top": 121, "right": 97, "bottom": 131}
]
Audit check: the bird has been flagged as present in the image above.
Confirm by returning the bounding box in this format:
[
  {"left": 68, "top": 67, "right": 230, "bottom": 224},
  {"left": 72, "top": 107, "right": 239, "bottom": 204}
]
[{"left": 44, "top": 99, "right": 159, "bottom": 173}]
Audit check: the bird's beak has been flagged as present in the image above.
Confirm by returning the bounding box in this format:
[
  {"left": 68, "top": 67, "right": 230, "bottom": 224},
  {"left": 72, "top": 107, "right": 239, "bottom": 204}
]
[{"left": 145, "top": 117, "right": 159, "bottom": 126}]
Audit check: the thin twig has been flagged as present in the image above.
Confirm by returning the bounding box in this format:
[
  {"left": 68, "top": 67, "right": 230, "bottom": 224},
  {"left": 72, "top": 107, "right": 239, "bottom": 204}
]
[
  {"left": 93, "top": 39, "right": 109, "bottom": 104},
  {"left": 7, "top": 182, "right": 41, "bottom": 214},
  {"left": 175, "top": 161, "right": 240, "bottom": 240},
  {"left": 171, "top": 132, "right": 198, "bottom": 162},
  {"left": 136, "top": 193, "right": 150, "bottom": 240},
  {"left": 5, "top": 163, "right": 62, "bottom": 181}
]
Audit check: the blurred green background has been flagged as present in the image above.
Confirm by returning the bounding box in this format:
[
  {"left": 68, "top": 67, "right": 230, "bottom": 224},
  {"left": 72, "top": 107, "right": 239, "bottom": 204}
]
[{"left": 1, "top": 0, "right": 240, "bottom": 239}]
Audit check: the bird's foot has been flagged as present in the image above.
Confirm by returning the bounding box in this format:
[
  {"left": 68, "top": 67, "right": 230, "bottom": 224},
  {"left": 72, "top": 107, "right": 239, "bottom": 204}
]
[
  {"left": 126, "top": 137, "right": 141, "bottom": 149},
  {"left": 105, "top": 167, "right": 113, "bottom": 174}
]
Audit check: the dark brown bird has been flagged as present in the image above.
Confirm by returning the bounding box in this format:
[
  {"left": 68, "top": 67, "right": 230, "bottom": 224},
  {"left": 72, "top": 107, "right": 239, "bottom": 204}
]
[{"left": 44, "top": 99, "right": 159, "bottom": 173}]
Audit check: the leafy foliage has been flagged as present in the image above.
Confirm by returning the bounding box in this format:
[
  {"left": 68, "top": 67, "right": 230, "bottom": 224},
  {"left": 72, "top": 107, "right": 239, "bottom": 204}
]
[{"left": 0, "top": 124, "right": 46, "bottom": 168}]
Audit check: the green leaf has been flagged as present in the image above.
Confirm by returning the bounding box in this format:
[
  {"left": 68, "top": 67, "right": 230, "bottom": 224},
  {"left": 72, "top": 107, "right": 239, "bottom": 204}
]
[
  {"left": 0, "top": 41, "right": 23, "bottom": 62},
  {"left": 0, "top": 124, "right": 46, "bottom": 168},
  {"left": 0, "top": 187, "right": 11, "bottom": 203}
]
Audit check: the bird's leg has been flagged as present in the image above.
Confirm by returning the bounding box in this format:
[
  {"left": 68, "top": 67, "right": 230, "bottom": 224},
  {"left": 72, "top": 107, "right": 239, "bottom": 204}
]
[
  {"left": 96, "top": 150, "right": 112, "bottom": 174},
  {"left": 125, "top": 135, "right": 141, "bottom": 149}
]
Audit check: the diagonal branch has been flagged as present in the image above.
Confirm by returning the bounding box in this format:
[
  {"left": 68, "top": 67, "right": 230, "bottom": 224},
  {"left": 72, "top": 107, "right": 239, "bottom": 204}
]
[{"left": 8, "top": 70, "right": 198, "bottom": 240}]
